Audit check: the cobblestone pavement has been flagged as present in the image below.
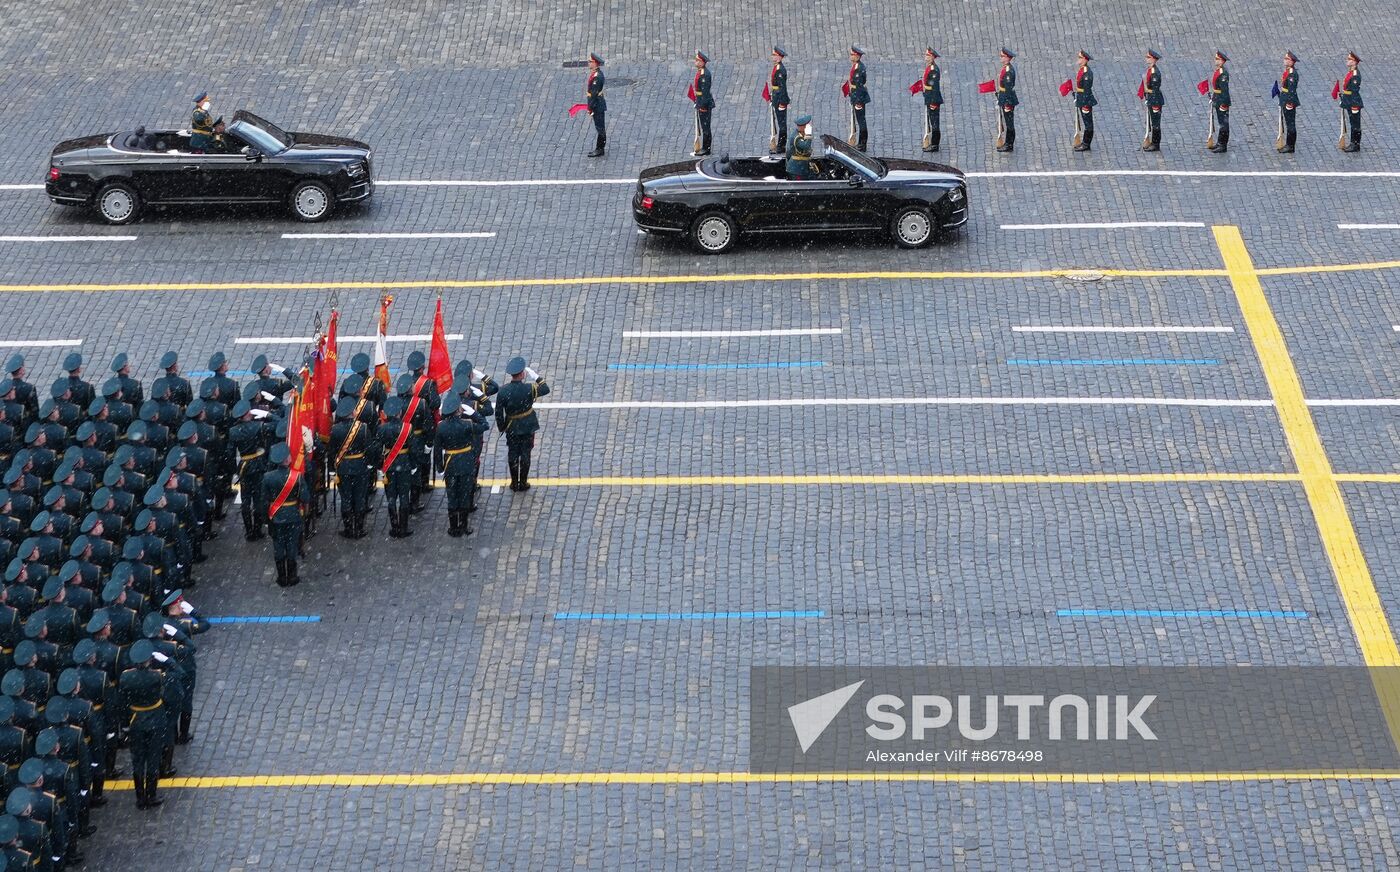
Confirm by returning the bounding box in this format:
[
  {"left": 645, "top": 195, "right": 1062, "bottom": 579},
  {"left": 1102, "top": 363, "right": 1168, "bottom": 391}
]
[{"left": 5, "top": 0, "right": 1400, "bottom": 869}]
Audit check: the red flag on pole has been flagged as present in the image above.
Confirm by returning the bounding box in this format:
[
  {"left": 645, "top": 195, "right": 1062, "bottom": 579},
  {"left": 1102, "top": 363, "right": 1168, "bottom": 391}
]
[
  {"left": 908, "top": 80, "right": 922, "bottom": 95},
  {"left": 381, "top": 374, "right": 429, "bottom": 473},
  {"left": 1197, "top": 79, "right": 1209, "bottom": 95},
  {"left": 841, "top": 81, "right": 851, "bottom": 97},
  {"left": 977, "top": 80, "right": 996, "bottom": 94},
  {"left": 762, "top": 82, "right": 770, "bottom": 102},
  {"left": 316, "top": 310, "right": 338, "bottom": 442},
  {"left": 568, "top": 102, "right": 588, "bottom": 117},
  {"left": 1059, "top": 79, "right": 1073, "bottom": 97},
  {"left": 373, "top": 295, "right": 393, "bottom": 391},
  {"left": 1332, "top": 79, "right": 1341, "bottom": 100},
  {"left": 687, "top": 82, "right": 696, "bottom": 101},
  {"left": 1137, "top": 80, "right": 1146, "bottom": 100},
  {"left": 268, "top": 372, "right": 308, "bottom": 518},
  {"left": 428, "top": 296, "right": 453, "bottom": 396}
]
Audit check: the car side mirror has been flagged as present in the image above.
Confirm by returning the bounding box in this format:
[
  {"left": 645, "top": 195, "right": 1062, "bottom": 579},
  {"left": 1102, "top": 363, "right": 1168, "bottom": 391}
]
[
  {"left": 243, "top": 147, "right": 262, "bottom": 162},
  {"left": 847, "top": 176, "right": 864, "bottom": 187}
]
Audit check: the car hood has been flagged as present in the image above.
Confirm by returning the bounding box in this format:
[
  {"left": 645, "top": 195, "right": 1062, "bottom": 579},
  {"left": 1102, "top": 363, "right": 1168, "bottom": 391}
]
[
  {"left": 286, "top": 132, "right": 371, "bottom": 156},
  {"left": 879, "top": 157, "right": 965, "bottom": 181}
]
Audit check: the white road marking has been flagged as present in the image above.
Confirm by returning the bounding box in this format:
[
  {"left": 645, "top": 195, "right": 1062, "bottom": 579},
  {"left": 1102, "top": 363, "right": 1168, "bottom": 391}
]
[
  {"left": 1013, "top": 326, "right": 1234, "bottom": 334},
  {"left": 373, "top": 170, "right": 1400, "bottom": 186},
  {"left": 377, "top": 179, "right": 637, "bottom": 187},
  {"left": 235, "top": 335, "right": 464, "bottom": 344},
  {"left": 623, "top": 328, "right": 844, "bottom": 338},
  {"left": 1307, "top": 399, "right": 1400, "bottom": 407},
  {"left": 536, "top": 397, "right": 1276, "bottom": 410},
  {"left": 1340, "top": 224, "right": 1400, "bottom": 230},
  {"left": 0, "top": 339, "right": 82, "bottom": 347},
  {"left": 491, "top": 485, "right": 503, "bottom": 494},
  {"left": 0, "top": 184, "right": 43, "bottom": 190},
  {"left": 281, "top": 232, "right": 495, "bottom": 240},
  {"left": 1001, "top": 222, "right": 1205, "bottom": 230},
  {"left": 0, "top": 235, "right": 136, "bottom": 242}
]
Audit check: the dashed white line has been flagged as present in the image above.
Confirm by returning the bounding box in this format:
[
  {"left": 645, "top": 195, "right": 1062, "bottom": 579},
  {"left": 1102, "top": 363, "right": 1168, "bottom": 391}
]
[
  {"left": 377, "top": 179, "right": 637, "bottom": 187},
  {"left": 1341, "top": 224, "right": 1400, "bottom": 231},
  {"left": 1013, "top": 326, "right": 1234, "bottom": 334},
  {"left": 0, "top": 339, "right": 82, "bottom": 347},
  {"left": 623, "top": 328, "right": 844, "bottom": 338},
  {"left": 536, "top": 397, "right": 1275, "bottom": 410},
  {"left": 0, "top": 235, "right": 136, "bottom": 242},
  {"left": 1000, "top": 222, "right": 1205, "bottom": 231},
  {"left": 281, "top": 231, "right": 495, "bottom": 240},
  {"left": 0, "top": 184, "right": 43, "bottom": 190},
  {"left": 235, "top": 334, "right": 464, "bottom": 344}
]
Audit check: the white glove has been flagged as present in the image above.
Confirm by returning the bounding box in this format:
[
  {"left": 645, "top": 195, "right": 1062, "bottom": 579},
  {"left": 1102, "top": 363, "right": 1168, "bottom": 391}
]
[
  {"left": 525, "top": 367, "right": 540, "bottom": 381},
  {"left": 260, "top": 391, "right": 276, "bottom": 402},
  {"left": 250, "top": 409, "right": 270, "bottom": 419},
  {"left": 270, "top": 363, "right": 287, "bottom": 375},
  {"left": 472, "top": 368, "right": 484, "bottom": 382},
  {"left": 470, "top": 386, "right": 483, "bottom": 398},
  {"left": 152, "top": 651, "right": 169, "bottom": 663},
  {"left": 179, "top": 601, "right": 194, "bottom": 615},
  {"left": 163, "top": 622, "right": 177, "bottom": 637}
]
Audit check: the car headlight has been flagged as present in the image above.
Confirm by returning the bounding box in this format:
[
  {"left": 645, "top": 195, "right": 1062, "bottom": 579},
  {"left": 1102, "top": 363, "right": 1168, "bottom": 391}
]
[
  {"left": 948, "top": 187, "right": 964, "bottom": 203},
  {"left": 346, "top": 162, "right": 366, "bottom": 178}
]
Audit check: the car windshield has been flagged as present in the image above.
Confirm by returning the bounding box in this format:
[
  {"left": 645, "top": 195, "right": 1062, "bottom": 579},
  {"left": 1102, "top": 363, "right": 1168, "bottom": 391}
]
[
  {"left": 228, "top": 111, "right": 293, "bottom": 154},
  {"left": 820, "top": 135, "right": 885, "bottom": 179}
]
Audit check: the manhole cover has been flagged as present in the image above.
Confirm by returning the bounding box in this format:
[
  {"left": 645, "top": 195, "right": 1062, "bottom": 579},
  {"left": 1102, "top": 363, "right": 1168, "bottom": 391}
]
[{"left": 1062, "top": 269, "right": 1105, "bottom": 282}]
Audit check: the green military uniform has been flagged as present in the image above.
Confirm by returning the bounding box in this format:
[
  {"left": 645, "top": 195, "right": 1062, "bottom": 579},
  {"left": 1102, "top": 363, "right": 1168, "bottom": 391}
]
[
  {"left": 1072, "top": 51, "right": 1097, "bottom": 151},
  {"left": 921, "top": 49, "right": 944, "bottom": 152},
  {"left": 586, "top": 53, "right": 607, "bottom": 157},
  {"left": 328, "top": 391, "right": 377, "bottom": 539},
  {"left": 400, "top": 357, "right": 438, "bottom": 511},
  {"left": 767, "top": 47, "right": 789, "bottom": 153},
  {"left": 455, "top": 360, "right": 496, "bottom": 512},
  {"left": 375, "top": 396, "right": 418, "bottom": 538},
  {"left": 690, "top": 51, "right": 714, "bottom": 156},
  {"left": 1339, "top": 53, "right": 1362, "bottom": 152},
  {"left": 228, "top": 400, "right": 273, "bottom": 541},
  {"left": 190, "top": 92, "right": 214, "bottom": 153},
  {"left": 1142, "top": 50, "right": 1164, "bottom": 151},
  {"left": 260, "top": 443, "right": 307, "bottom": 587},
  {"left": 118, "top": 640, "right": 167, "bottom": 809},
  {"left": 495, "top": 357, "right": 551, "bottom": 492},
  {"left": 1277, "top": 53, "right": 1300, "bottom": 153},
  {"left": 995, "top": 49, "right": 1019, "bottom": 151},
  {"left": 1208, "top": 52, "right": 1231, "bottom": 152},
  {"left": 845, "top": 46, "right": 870, "bottom": 151},
  {"left": 785, "top": 115, "right": 815, "bottom": 180},
  {"left": 434, "top": 395, "right": 489, "bottom": 536}
]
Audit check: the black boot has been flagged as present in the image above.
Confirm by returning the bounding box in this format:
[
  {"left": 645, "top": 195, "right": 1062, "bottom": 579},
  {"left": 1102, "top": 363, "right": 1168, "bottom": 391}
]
[
  {"left": 242, "top": 501, "right": 264, "bottom": 541},
  {"left": 587, "top": 135, "right": 606, "bottom": 158},
  {"left": 288, "top": 560, "right": 300, "bottom": 586},
  {"left": 339, "top": 513, "right": 355, "bottom": 538},
  {"left": 508, "top": 458, "right": 521, "bottom": 492},
  {"left": 447, "top": 509, "right": 463, "bottom": 538},
  {"left": 161, "top": 746, "right": 177, "bottom": 778},
  {"left": 461, "top": 510, "right": 473, "bottom": 536},
  {"left": 146, "top": 776, "right": 163, "bottom": 807},
  {"left": 273, "top": 559, "right": 286, "bottom": 587},
  {"left": 134, "top": 775, "right": 147, "bottom": 809},
  {"left": 519, "top": 453, "right": 532, "bottom": 492},
  {"left": 177, "top": 712, "right": 192, "bottom": 745}
]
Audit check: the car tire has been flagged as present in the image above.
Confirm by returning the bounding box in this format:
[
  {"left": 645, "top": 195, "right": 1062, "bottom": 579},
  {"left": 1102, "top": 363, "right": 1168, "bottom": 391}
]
[
  {"left": 289, "top": 180, "right": 335, "bottom": 222},
  {"left": 891, "top": 205, "right": 934, "bottom": 249},
  {"left": 690, "top": 210, "right": 737, "bottom": 254},
  {"left": 93, "top": 182, "right": 140, "bottom": 225}
]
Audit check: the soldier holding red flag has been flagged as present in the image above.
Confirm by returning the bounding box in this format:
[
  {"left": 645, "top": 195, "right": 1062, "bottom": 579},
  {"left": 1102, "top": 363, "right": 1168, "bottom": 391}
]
[
  {"left": 1141, "top": 50, "right": 1164, "bottom": 151},
  {"left": 260, "top": 443, "right": 308, "bottom": 587},
  {"left": 376, "top": 395, "right": 419, "bottom": 538},
  {"left": 1338, "top": 52, "right": 1362, "bottom": 152},
  {"left": 765, "top": 46, "right": 789, "bottom": 154},
  {"left": 689, "top": 51, "right": 714, "bottom": 156}
]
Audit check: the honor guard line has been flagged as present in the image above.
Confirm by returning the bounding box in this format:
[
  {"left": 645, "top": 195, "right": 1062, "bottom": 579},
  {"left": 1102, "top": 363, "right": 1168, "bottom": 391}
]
[{"left": 82, "top": 226, "right": 1400, "bottom": 793}]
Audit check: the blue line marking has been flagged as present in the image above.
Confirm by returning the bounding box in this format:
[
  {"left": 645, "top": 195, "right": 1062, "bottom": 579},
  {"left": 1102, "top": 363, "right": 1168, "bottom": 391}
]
[
  {"left": 554, "top": 610, "right": 825, "bottom": 621},
  {"left": 609, "top": 362, "right": 824, "bottom": 371},
  {"left": 187, "top": 369, "right": 259, "bottom": 378},
  {"left": 1057, "top": 608, "right": 1308, "bottom": 619},
  {"left": 1007, "top": 359, "right": 1219, "bottom": 366},
  {"left": 208, "top": 615, "right": 323, "bottom": 624}
]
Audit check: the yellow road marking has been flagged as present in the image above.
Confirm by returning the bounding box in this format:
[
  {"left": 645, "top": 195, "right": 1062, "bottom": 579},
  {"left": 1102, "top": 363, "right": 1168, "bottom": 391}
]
[
  {"left": 102, "top": 770, "right": 1400, "bottom": 790},
  {"left": 1258, "top": 259, "right": 1400, "bottom": 277},
  {"left": 474, "top": 473, "right": 1297, "bottom": 487},
  {"left": 1215, "top": 225, "right": 1400, "bottom": 668},
  {"left": 1336, "top": 473, "right": 1400, "bottom": 484}
]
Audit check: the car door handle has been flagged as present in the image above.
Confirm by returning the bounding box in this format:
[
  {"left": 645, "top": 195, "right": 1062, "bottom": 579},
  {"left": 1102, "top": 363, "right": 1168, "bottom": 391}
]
[{"left": 181, "top": 165, "right": 202, "bottom": 173}]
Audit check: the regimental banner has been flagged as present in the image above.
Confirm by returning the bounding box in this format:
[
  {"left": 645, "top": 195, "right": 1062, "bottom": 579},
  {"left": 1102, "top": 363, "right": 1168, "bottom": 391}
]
[{"left": 749, "top": 666, "right": 1400, "bottom": 774}]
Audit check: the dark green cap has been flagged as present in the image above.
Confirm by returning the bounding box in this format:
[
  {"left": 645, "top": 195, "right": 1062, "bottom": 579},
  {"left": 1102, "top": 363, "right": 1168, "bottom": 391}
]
[
  {"left": 69, "top": 535, "right": 92, "bottom": 557},
  {"left": 101, "top": 579, "right": 126, "bottom": 604},
  {"left": 161, "top": 589, "right": 183, "bottom": 608},
  {"left": 28, "top": 511, "right": 50, "bottom": 532},
  {"left": 126, "top": 419, "right": 148, "bottom": 441},
  {"left": 441, "top": 393, "right": 461, "bottom": 415},
  {"left": 395, "top": 372, "right": 416, "bottom": 396},
  {"left": 0, "top": 697, "right": 13, "bottom": 724},
  {"left": 251, "top": 353, "right": 269, "bottom": 373},
  {"left": 23, "top": 613, "right": 47, "bottom": 637},
  {"left": 406, "top": 350, "right": 425, "bottom": 370},
  {"left": 3, "top": 354, "right": 22, "bottom": 375},
  {"left": 0, "top": 813, "right": 16, "bottom": 843},
  {"left": 72, "top": 638, "right": 96, "bottom": 664},
  {"left": 102, "top": 376, "right": 123, "bottom": 397},
  {"left": 87, "top": 608, "right": 113, "bottom": 631},
  {"left": 159, "top": 351, "right": 178, "bottom": 370},
  {"left": 143, "top": 485, "right": 165, "bottom": 507},
  {"left": 1, "top": 671, "right": 24, "bottom": 696},
  {"left": 177, "top": 420, "right": 197, "bottom": 440},
  {"left": 128, "top": 638, "right": 154, "bottom": 664},
  {"left": 56, "top": 669, "right": 79, "bottom": 695},
  {"left": 232, "top": 399, "right": 252, "bottom": 417},
  {"left": 142, "top": 612, "right": 167, "bottom": 637},
  {"left": 12, "top": 641, "right": 37, "bottom": 665},
  {"left": 37, "top": 726, "right": 61, "bottom": 750},
  {"left": 208, "top": 351, "right": 226, "bottom": 369},
  {"left": 17, "top": 759, "right": 43, "bottom": 787},
  {"left": 269, "top": 443, "right": 289, "bottom": 465},
  {"left": 335, "top": 396, "right": 356, "bottom": 419},
  {"left": 121, "top": 538, "right": 144, "bottom": 559},
  {"left": 139, "top": 400, "right": 160, "bottom": 422},
  {"left": 110, "top": 353, "right": 128, "bottom": 373},
  {"left": 384, "top": 396, "right": 405, "bottom": 418},
  {"left": 49, "top": 380, "right": 69, "bottom": 400},
  {"left": 135, "top": 508, "right": 155, "bottom": 529},
  {"left": 350, "top": 352, "right": 370, "bottom": 374}
]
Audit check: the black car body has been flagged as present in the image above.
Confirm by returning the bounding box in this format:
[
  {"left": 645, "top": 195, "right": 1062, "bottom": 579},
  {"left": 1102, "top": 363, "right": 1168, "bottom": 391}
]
[
  {"left": 46, "top": 110, "right": 373, "bottom": 224},
  {"left": 633, "top": 134, "right": 967, "bottom": 253}
]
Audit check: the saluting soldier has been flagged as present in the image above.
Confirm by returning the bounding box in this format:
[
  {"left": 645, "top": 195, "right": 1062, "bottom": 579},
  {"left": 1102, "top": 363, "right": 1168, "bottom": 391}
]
[
  {"left": 920, "top": 48, "right": 944, "bottom": 152},
  {"left": 495, "top": 357, "right": 550, "bottom": 493},
  {"left": 995, "top": 48, "right": 1019, "bottom": 152},
  {"left": 190, "top": 92, "right": 214, "bottom": 154},
  {"left": 1207, "top": 51, "right": 1231, "bottom": 153},
  {"left": 455, "top": 360, "right": 495, "bottom": 513},
  {"left": 435, "top": 395, "right": 489, "bottom": 537},
  {"left": 766, "top": 46, "right": 790, "bottom": 154},
  {"left": 328, "top": 393, "right": 376, "bottom": 539},
  {"left": 1277, "top": 52, "right": 1300, "bottom": 153},
  {"left": 118, "top": 639, "right": 167, "bottom": 809},
  {"left": 1072, "top": 50, "right": 1097, "bottom": 152},
  {"left": 1339, "top": 51, "right": 1362, "bottom": 152},
  {"left": 785, "top": 115, "right": 815, "bottom": 179},
  {"left": 586, "top": 53, "right": 607, "bottom": 158},
  {"left": 260, "top": 443, "right": 307, "bottom": 587},
  {"left": 690, "top": 51, "right": 715, "bottom": 156},
  {"left": 376, "top": 396, "right": 417, "bottom": 538},
  {"left": 1141, "top": 49, "right": 1164, "bottom": 151},
  {"left": 228, "top": 400, "right": 272, "bottom": 541},
  {"left": 845, "top": 45, "right": 871, "bottom": 151}
]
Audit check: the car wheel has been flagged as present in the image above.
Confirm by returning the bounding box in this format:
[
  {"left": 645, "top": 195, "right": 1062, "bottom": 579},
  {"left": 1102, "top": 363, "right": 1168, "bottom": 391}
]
[
  {"left": 93, "top": 182, "right": 140, "bottom": 225},
  {"left": 690, "top": 210, "right": 737, "bottom": 254},
  {"left": 891, "top": 206, "right": 934, "bottom": 249},
  {"left": 289, "top": 180, "right": 335, "bottom": 222}
]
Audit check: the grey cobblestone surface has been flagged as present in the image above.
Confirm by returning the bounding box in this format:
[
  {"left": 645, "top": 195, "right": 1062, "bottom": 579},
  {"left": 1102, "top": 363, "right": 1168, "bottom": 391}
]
[{"left": 2, "top": 0, "right": 1400, "bottom": 869}]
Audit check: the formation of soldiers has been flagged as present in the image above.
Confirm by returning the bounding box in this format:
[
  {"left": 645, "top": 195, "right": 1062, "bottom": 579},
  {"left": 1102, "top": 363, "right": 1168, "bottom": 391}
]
[
  {"left": 0, "top": 350, "right": 213, "bottom": 867},
  {"left": 580, "top": 46, "right": 1368, "bottom": 157}
]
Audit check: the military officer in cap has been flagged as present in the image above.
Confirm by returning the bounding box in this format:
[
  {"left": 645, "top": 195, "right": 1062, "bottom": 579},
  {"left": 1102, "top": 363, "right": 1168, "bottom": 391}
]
[
  {"left": 495, "top": 357, "right": 550, "bottom": 492},
  {"left": 920, "top": 48, "right": 944, "bottom": 152},
  {"left": 786, "top": 115, "right": 815, "bottom": 179},
  {"left": 1339, "top": 52, "right": 1362, "bottom": 152},
  {"left": 767, "top": 46, "right": 790, "bottom": 153},
  {"left": 341, "top": 353, "right": 387, "bottom": 410},
  {"left": 403, "top": 353, "right": 439, "bottom": 504},
  {"left": 1208, "top": 51, "right": 1231, "bottom": 153},
  {"left": 191, "top": 91, "right": 215, "bottom": 153},
  {"left": 9, "top": 758, "right": 70, "bottom": 865},
  {"left": 118, "top": 639, "right": 168, "bottom": 808},
  {"left": 58, "top": 354, "right": 93, "bottom": 411},
  {"left": 376, "top": 396, "right": 417, "bottom": 537},
  {"left": 1070, "top": 50, "right": 1097, "bottom": 151},
  {"left": 201, "top": 351, "right": 240, "bottom": 406},
  {"left": 1273, "top": 52, "right": 1301, "bottom": 153},
  {"left": 52, "top": 671, "right": 105, "bottom": 806},
  {"left": 690, "top": 50, "right": 715, "bottom": 156},
  {"left": 34, "top": 721, "right": 88, "bottom": 837},
  {"left": 586, "top": 53, "right": 607, "bottom": 157},
  {"left": 454, "top": 360, "right": 495, "bottom": 509},
  {"left": 435, "top": 394, "right": 489, "bottom": 536},
  {"left": 110, "top": 352, "right": 143, "bottom": 407},
  {"left": 845, "top": 45, "right": 871, "bottom": 151},
  {"left": 995, "top": 48, "right": 1019, "bottom": 152},
  {"left": 4, "top": 356, "right": 36, "bottom": 427},
  {"left": 261, "top": 443, "right": 307, "bottom": 587},
  {"left": 0, "top": 814, "right": 34, "bottom": 872},
  {"left": 249, "top": 354, "right": 296, "bottom": 403},
  {"left": 328, "top": 396, "right": 376, "bottom": 539},
  {"left": 0, "top": 698, "right": 27, "bottom": 794},
  {"left": 229, "top": 400, "right": 273, "bottom": 541}
]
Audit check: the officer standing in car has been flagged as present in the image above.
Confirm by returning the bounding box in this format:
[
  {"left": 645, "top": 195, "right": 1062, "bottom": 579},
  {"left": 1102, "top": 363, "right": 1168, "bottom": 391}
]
[
  {"left": 586, "top": 53, "right": 607, "bottom": 158},
  {"left": 786, "top": 115, "right": 815, "bottom": 179},
  {"left": 190, "top": 92, "right": 214, "bottom": 154}
]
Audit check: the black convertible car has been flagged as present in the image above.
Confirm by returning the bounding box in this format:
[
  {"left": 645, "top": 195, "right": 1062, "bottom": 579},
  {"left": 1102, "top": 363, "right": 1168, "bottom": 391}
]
[
  {"left": 46, "top": 110, "right": 373, "bottom": 224},
  {"left": 633, "top": 135, "right": 967, "bottom": 253}
]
